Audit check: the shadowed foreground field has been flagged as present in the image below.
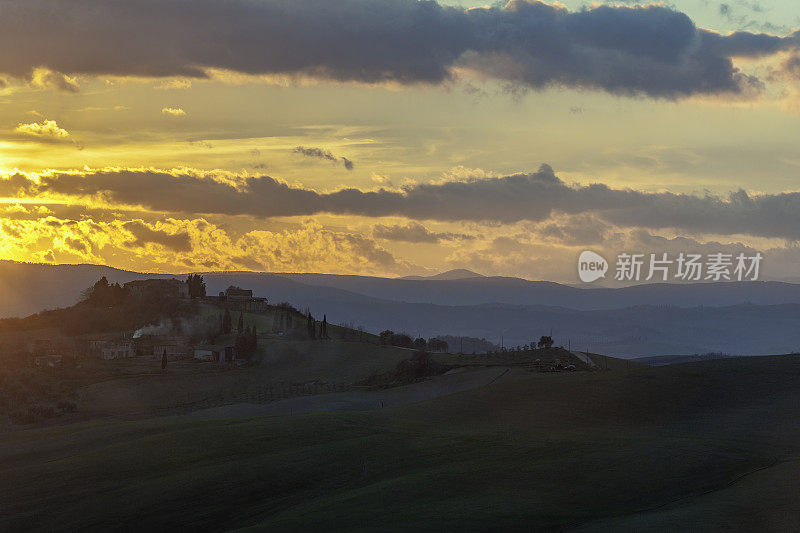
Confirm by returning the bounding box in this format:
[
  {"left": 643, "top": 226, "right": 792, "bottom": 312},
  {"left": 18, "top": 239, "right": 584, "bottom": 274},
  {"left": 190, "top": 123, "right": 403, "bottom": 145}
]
[{"left": 2, "top": 356, "right": 800, "bottom": 531}]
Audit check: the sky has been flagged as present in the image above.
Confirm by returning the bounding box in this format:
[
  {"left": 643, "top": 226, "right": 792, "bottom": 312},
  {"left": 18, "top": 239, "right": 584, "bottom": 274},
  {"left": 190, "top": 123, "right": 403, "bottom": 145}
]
[{"left": 2, "top": 0, "right": 800, "bottom": 283}]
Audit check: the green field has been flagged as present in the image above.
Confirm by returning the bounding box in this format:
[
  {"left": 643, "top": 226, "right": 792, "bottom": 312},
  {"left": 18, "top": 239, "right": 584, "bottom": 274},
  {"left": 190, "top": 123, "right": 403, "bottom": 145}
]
[
  {"left": 65, "top": 338, "right": 417, "bottom": 420},
  {"left": 2, "top": 354, "right": 799, "bottom": 530},
  {"left": 199, "top": 303, "right": 381, "bottom": 344}
]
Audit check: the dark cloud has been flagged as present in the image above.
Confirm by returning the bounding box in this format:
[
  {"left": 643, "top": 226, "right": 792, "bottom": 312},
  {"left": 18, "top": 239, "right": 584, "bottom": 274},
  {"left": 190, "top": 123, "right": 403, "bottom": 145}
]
[
  {"left": 123, "top": 220, "right": 192, "bottom": 252},
  {"left": 373, "top": 222, "right": 474, "bottom": 243},
  {"left": 294, "top": 146, "right": 354, "bottom": 170},
  {"left": 770, "top": 53, "right": 800, "bottom": 81},
  {"left": 8, "top": 165, "right": 800, "bottom": 240},
  {"left": 294, "top": 146, "right": 337, "bottom": 163},
  {"left": 0, "top": 0, "right": 797, "bottom": 98},
  {"left": 538, "top": 214, "right": 610, "bottom": 245}
]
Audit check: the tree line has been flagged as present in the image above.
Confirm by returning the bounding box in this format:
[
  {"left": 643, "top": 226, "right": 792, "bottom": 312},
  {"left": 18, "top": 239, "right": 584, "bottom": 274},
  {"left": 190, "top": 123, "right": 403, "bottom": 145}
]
[{"left": 378, "top": 330, "right": 448, "bottom": 352}]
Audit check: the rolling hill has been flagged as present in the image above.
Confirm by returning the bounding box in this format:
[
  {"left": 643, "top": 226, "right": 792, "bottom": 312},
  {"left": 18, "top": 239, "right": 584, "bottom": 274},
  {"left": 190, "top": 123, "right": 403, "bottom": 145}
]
[
  {"left": 5, "top": 261, "right": 800, "bottom": 356},
  {"left": 2, "top": 355, "right": 799, "bottom": 530}
]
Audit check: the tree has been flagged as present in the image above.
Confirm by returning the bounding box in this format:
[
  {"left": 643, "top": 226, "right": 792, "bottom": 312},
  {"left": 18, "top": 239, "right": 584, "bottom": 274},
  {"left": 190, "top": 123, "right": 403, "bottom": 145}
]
[
  {"left": 391, "top": 333, "right": 413, "bottom": 348},
  {"left": 538, "top": 335, "right": 554, "bottom": 349},
  {"left": 427, "top": 338, "right": 448, "bottom": 353},
  {"left": 307, "top": 311, "right": 315, "bottom": 339},
  {"left": 80, "top": 276, "right": 129, "bottom": 307},
  {"left": 271, "top": 310, "right": 280, "bottom": 333},
  {"left": 321, "top": 314, "right": 328, "bottom": 338},
  {"left": 161, "top": 348, "right": 168, "bottom": 370},
  {"left": 222, "top": 309, "right": 232, "bottom": 334},
  {"left": 237, "top": 311, "right": 244, "bottom": 334},
  {"left": 412, "top": 337, "right": 427, "bottom": 350},
  {"left": 186, "top": 274, "right": 206, "bottom": 299},
  {"left": 235, "top": 327, "right": 258, "bottom": 362},
  {"left": 379, "top": 330, "right": 394, "bottom": 345}
]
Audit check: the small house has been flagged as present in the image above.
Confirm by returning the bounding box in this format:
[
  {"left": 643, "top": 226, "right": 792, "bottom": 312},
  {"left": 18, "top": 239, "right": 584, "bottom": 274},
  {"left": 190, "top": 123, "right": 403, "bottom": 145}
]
[
  {"left": 193, "top": 344, "right": 236, "bottom": 363},
  {"left": 101, "top": 341, "right": 134, "bottom": 360},
  {"left": 123, "top": 278, "right": 189, "bottom": 299},
  {"left": 152, "top": 337, "right": 188, "bottom": 360},
  {"left": 34, "top": 355, "right": 62, "bottom": 368},
  {"left": 205, "top": 286, "right": 268, "bottom": 312}
]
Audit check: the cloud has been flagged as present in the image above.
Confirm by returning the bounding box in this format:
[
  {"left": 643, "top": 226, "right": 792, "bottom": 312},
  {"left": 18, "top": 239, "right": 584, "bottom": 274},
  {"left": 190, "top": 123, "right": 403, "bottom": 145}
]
[
  {"left": 294, "top": 146, "right": 354, "bottom": 170},
  {"left": 14, "top": 119, "right": 70, "bottom": 138},
  {"left": 29, "top": 68, "right": 79, "bottom": 92},
  {"left": 9, "top": 165, "right": 800, "bottom": 241},
  {"left": 0, "top": 0, "right": 797, "bottom": 99},
  {"left": 0, "top": 213, "right": 414, "bottom": 276},
  {"left": 373, "top": 222, "right": 473, "bottom": 243},
  {"left": 537, "top": 214, "right": 611, "bottom": 245},
  {"left": 161, "top": 107, "right": 186, "bottom": 117},
  {"left": 155, "top": 78, "right": 192, "bottom": 90},
  {"left": 123, "top": 220, "right": 191, "bottom": 252},
  {"left": 294, "top": 146, "right": 337, "bottom": 163}
]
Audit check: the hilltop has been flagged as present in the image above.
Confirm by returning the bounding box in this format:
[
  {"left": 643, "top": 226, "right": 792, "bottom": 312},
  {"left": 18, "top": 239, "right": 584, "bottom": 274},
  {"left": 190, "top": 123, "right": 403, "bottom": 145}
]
[{"left": 399, "top": 268, "right": 485, "bottom": 281}]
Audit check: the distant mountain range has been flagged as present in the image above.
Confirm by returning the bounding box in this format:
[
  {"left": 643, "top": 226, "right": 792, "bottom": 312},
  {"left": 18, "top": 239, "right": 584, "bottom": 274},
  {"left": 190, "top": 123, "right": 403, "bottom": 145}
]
[
  {"left": 398, "top": 269, "right": 485, "bottom": 281},
  {"left": 4, "top": 261, "right": 800, "bottom": 356}
]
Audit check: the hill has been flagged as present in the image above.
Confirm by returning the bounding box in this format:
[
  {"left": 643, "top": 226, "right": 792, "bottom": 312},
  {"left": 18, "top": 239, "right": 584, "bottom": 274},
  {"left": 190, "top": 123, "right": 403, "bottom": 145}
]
[
  {"left": 2, "top": 355, "right": 799, "bottom": 530},
  {"left": 6, "top": 261, "right": 800, "bottom": 356},
  {"left": 399, "top": 268, "right": 485, "bottom": 280},
  {"left": 269, "top": 272, "right": 800, "bottom": 309},
  {"left": 9, "top": 261, "right": 800, "bottom": 318},
  {"left": 633, "top": 352, "right": 739, "bottom": 366}
]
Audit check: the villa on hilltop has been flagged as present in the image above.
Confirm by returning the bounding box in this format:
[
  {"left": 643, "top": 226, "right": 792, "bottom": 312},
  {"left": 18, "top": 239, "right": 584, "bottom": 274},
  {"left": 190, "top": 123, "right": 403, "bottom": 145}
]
[{"left": 206, "top": 285, "right": 268, "bottom": 312}]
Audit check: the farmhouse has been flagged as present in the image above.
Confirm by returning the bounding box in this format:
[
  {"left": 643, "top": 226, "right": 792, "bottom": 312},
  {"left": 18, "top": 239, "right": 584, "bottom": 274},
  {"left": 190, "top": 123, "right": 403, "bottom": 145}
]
[
  {"left": 84, "top": 333, "right": 128, "bottom": 358},
  {"left": 206, "top": 285, "right": 268, "bottom": 312},
  {"left": 101, "top": 341, "right": 134, "bottom": 360},
  {"left": 193, "top": 344, "right": 236, "bottom": 363},
  {"left": 151, "top": 337, "right": 188, "bottom": 360},
  {"left": 34, "top": 355, "right": 62, "bottom": 368},
  {"left": 27, "top": 339, "right": 53, "bottom": 356},
  {"left": 124, "top": 278, "right": 189, "bottom": 299}
]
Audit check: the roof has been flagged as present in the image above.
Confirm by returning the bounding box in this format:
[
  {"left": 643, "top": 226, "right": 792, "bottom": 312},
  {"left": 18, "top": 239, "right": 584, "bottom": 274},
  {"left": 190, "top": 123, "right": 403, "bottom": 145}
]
[
  {"left": 225, "top": 286, "right": 253, "bottom": 297},
  {"left": 124, "top": 278, "right": 184, "bottom": 289},
  {"left": 194, "top": 344, "right": 233, "bottom": 351}
]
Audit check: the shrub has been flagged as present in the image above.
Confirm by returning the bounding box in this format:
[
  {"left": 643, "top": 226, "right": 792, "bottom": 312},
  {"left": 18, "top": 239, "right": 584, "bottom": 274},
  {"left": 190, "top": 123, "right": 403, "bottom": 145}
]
[
  {"left": 9, "top": 404, "right": 56, "bottom": 425},
  {"left": 57, "top": 400, "right": 77, "bottom": 413},
  {"left": 358, "top": 350, "right": 448, "bottom": 388}
]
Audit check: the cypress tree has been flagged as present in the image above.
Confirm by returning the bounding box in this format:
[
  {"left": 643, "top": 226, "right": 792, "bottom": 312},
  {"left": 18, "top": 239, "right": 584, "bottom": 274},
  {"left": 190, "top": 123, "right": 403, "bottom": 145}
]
[
  {"left": 161, "top": 348, "right": 168, "bottom": 370},
  {"left": 237, "top": 312, "right": 244, "bottom": 334},
  {"left": 222, "top": 309, "right": 232, "bottom": 334}
]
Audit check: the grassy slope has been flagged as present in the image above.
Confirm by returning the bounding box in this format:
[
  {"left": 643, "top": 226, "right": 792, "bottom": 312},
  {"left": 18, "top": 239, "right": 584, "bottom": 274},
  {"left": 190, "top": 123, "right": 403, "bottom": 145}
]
[
  {"left": 199, "top": 303, "right": 381, "bottom": 344},
  {"left": 71, "top": 338, "right": 415, "bottom": 419},
  {"left": 2, "top": 356, "right": 800, "bottom": 530}
]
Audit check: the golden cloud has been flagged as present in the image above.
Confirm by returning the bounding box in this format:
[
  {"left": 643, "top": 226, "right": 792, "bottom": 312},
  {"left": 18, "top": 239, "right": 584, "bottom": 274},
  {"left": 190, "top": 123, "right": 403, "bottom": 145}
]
[
  {"left": 14, "top": 119, "right": 70, "bottom": 139},
  {"left": 161, "top": 107, "right": 186, "bottom": 117},
  {"left": 29, "top": 68, "right": 79, "bottom": 93},
  {"left": 0, "top": 210, "right": 415, "bottom": 276}
]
